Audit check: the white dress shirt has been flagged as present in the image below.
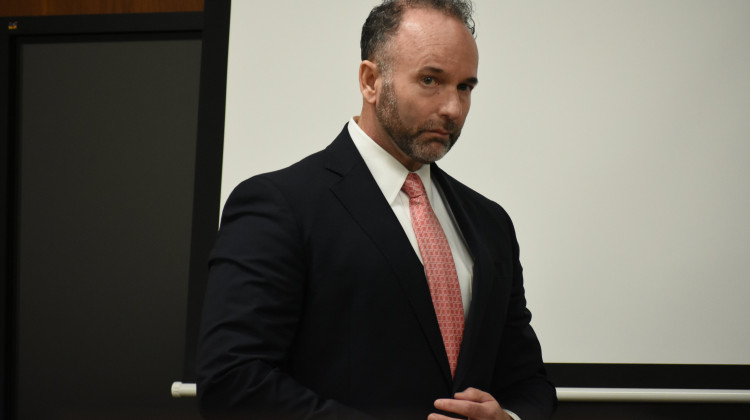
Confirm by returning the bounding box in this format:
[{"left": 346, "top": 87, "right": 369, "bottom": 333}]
[
  {"left": 347, "top": 117, "right": 474, "bottom": 316},
  {"left": 347, "top": 118, "right": 522, "bottom": 420}
]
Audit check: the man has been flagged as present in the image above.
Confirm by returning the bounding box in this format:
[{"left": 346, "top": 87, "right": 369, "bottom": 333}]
[{"left": 197, "top": 1, "right": 556, "bottom": 419}]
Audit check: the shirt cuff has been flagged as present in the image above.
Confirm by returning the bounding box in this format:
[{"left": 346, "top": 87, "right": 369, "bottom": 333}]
[{"left": 505, "top": 409, "right": 521, "bottom": 420}]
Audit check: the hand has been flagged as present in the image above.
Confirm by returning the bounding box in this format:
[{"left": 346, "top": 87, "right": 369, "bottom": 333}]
[{"left": 428, "top": 387, "right": 510, "bottom": 420}]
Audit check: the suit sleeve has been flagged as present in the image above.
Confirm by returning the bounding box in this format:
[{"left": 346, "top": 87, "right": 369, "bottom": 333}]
[
  {"left": 196, "top": 176, "right": 373, "bottom": 420},
  {"left": 491, "top": 212, "right": 558, "bottom": 420}
]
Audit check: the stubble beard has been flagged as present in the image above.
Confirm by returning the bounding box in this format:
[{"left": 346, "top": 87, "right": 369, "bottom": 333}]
[{"left": 375, "top": 78, "right": 461, "bottom": 165}]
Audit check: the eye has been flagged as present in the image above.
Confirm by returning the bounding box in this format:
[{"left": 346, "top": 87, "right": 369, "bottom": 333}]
[
  {"left": 422, "top": 76, "right": 435, "bottom": 86},
  {"left": 458, "top": 83, "right": 474, "bottom": 92}
]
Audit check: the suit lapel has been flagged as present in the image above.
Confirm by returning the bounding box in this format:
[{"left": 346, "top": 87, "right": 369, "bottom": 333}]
[
  {"left": 431, "top": 165, "right": 495, "bottom": 389},
  {"left": 323, "top": 128, "right": 454, "bottom": 386}
]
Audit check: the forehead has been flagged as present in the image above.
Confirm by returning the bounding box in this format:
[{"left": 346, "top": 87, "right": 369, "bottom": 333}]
[{"left": 389, "top": 8, "right": 478, "bottom": 72}]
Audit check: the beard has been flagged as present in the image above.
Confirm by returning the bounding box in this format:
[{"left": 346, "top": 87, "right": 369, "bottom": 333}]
[{"left": 375, "top": 78, "right": 461, "bottom": 165}]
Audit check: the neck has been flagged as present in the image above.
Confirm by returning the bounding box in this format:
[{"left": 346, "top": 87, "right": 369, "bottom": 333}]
[{"left": 356, "top": 110, "right": 424, "bottom": 171}]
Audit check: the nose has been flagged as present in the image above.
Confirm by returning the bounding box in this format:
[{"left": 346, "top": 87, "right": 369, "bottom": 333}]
[{"left": 438, "top": 88, "right": 463, "bottom": 121}]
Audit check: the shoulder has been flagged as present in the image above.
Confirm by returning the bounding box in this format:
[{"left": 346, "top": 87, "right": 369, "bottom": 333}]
[
  {"left": 231, "top": 124, "right": 359, "bottom": 196},
  {"left": 222, "top": 126, "right": 364, "bottom": 223},
  {"left": 223, "top": 149, "right": 330, "bottom": 220}
]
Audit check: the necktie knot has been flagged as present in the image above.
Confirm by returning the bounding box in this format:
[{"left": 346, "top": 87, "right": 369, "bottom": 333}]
[{"left": 402, "top": 172, "right": 426, "bottom": 199}]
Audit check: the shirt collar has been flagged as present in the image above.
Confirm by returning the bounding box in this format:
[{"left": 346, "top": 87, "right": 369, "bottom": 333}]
[{"left": 348, "top": 117, "right": 433, "bottom": 205}]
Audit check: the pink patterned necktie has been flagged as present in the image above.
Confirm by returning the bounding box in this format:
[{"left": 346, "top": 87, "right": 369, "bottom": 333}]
[{"left": 402, "top": 172, "right": 464, "bottom": 377}]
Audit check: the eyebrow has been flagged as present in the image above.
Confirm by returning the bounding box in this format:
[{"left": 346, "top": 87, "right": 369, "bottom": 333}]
[{"left": 421, "top": 66, "right": 479, "bottom": 86}]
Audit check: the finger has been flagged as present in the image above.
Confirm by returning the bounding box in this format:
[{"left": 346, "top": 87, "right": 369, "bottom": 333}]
[
  {"left": 454, "top": 387, "right": 494, "bottom": 403},
  {"left": 427, "top": 413, "right": 457, "bottom": 420},
  {"left": 434, "top": 398, "right": 483, "bottom": 418}
]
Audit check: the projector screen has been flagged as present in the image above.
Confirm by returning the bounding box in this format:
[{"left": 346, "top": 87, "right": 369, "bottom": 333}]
[{"left": 221, "top": 0, "right": 750, "bottom": 365}]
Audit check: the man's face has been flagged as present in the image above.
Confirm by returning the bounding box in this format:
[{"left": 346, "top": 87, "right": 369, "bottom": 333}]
[{"left": 374, "top": 8, "right": 479, "bottom": 169}]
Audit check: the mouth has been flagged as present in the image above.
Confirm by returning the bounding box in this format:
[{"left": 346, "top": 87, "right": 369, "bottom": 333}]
[
  {"left": 421, "top": 119, "right": 458, "bottom": 140},
  {"left": 425, "top": 129, "right": 451, "bottom": 139}
]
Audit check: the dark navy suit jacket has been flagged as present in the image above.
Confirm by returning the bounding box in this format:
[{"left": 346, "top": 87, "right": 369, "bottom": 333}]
[{"left": 197, "top": 125, "right": 556, "bottom": 420}]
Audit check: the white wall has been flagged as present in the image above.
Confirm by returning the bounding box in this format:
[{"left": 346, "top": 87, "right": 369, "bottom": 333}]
[{"left": 222, "top": 1, "right": 750, "bottom": 365}]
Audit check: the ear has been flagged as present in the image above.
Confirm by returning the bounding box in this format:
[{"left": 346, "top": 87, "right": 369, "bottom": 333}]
[{"left": 359, "top": 60, "right": 380, "bottom": 105}]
